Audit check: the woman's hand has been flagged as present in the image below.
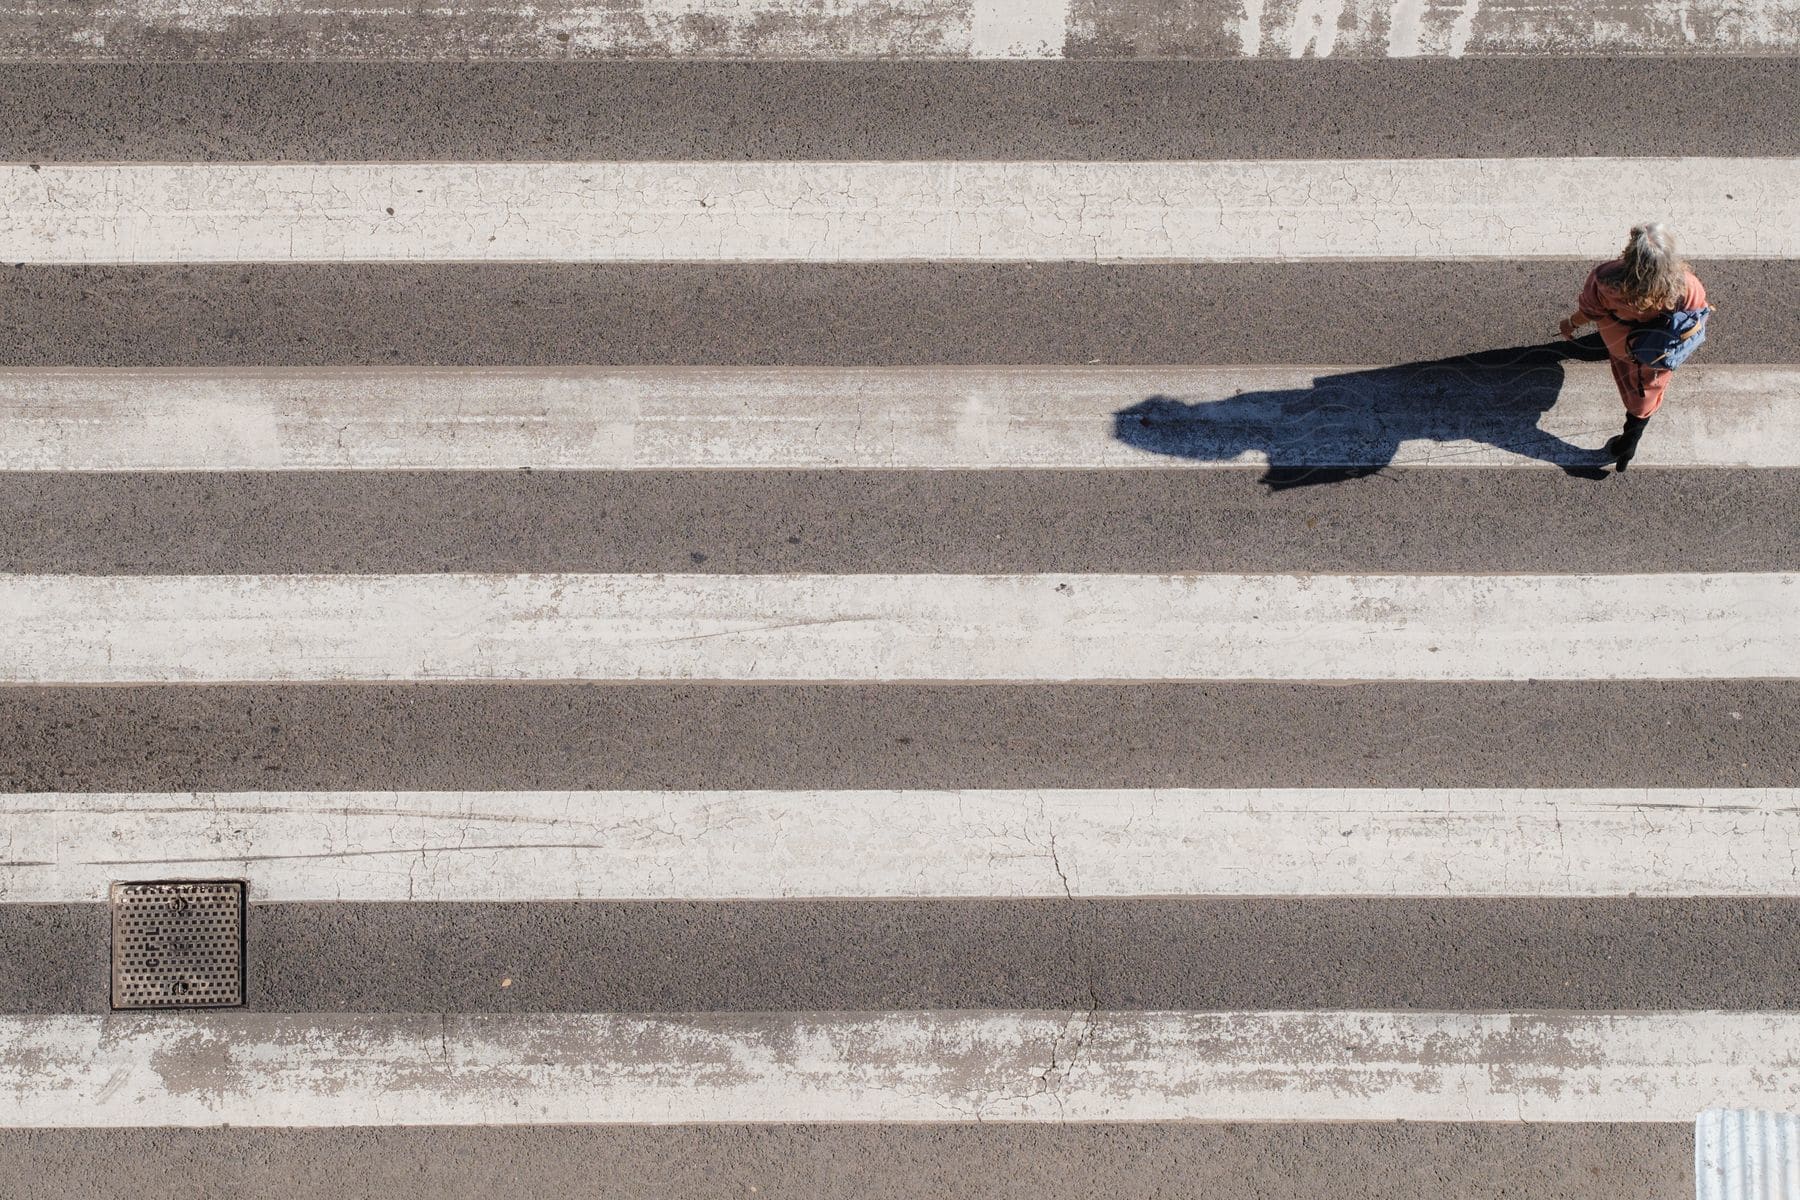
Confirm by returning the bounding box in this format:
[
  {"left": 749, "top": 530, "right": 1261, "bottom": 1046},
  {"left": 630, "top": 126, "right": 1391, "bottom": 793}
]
[{"left": 1559, "top": 313, "right": 1589, "bottom": 341}]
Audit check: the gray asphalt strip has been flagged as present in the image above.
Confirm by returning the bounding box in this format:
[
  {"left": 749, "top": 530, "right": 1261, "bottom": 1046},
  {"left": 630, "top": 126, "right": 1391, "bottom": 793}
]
[
  {"left": 2, "top": 468, "right": 1792, "bottom": 575},
  {"left": 2, "top": 262, "right": 1790, "bottom": 366},
  {"left": 2, "top": 681, "right": 1790, "bottom": 793},
  {"left": 0, "top": 1124, "right": 1690, "bottom": 1200},
  {"left": 5, "top": 60, "right": 1797, "bottom": 161},
  {"left": 8, "top": 898, "right": 1800, "bottom": 1014}
]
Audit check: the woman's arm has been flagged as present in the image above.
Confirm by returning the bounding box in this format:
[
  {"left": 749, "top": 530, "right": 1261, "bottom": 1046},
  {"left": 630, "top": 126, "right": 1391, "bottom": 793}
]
[{"left": 1559, "top": 310, "right": 1592, "bottom": 340}]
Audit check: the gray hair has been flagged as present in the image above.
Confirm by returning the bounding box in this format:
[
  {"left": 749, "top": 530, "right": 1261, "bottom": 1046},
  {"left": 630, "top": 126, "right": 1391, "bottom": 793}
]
[{"left": 1615, "top": 223, "right": 1691, "bottom": 310}]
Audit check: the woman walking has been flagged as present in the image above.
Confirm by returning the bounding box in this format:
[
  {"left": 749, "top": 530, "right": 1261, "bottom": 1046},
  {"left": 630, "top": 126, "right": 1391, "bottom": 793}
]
[{"left": 1559, "top": 223, "right": 1709, "bottom": 471}]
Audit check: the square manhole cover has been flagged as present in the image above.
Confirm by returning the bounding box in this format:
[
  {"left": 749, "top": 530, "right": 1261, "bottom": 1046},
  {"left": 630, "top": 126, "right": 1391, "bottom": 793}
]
[{"left": 110, "top": 881, "right": 246, "bottom": 1010}]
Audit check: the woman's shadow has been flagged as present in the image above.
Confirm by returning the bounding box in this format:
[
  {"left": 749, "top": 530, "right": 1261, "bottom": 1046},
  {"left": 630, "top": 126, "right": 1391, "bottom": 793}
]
[{"left": 1113, "top": 340, "right": 1617, "bottom": 489}]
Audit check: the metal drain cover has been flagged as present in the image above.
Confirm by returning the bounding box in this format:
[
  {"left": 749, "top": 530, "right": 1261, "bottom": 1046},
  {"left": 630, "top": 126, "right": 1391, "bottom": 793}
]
[{"left": 110, "top": 881, "right": 246, "bottom": 1010}]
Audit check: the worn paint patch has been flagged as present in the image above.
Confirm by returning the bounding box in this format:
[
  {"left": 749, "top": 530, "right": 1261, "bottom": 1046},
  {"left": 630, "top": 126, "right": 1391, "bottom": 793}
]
[
  {"left": 2, "top": 1011, "right": 1798, "bottom": 1126},
  {"left": 1067, "top": 0, "right": 1800, "bottom": 57},
  {"left": 1285, "top": 0, "right": 1345, "bottom": 55},
  {"left": 969, "top": 0, "right": 1069, "bottom": 55},
  {"left": 0, "top": 0, "right": 998, "bottom": 59},
  {"left": 8, "top": 0, "right": 1800, "bottom": 58}
]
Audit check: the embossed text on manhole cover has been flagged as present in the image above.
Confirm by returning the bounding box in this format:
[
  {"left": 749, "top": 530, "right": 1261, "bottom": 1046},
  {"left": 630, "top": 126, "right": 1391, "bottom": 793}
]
[{"left": 110, "top": 881, "right": 246, "bottom": 1010}]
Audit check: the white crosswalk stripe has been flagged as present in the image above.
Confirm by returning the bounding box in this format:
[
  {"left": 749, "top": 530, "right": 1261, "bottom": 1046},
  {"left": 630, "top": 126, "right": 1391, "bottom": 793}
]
[
  {"left": 7, "top": 1011, "right": 1800, "bottom": 1127},
  {"left": 3, "top": 2, "right": 1799, "bottom": 1192},
  {"left": 5, "top": 365, "right": 1797, "bottom": 470},
  {"left": 7, "top": 789, "right": 1800, "bottom": 902},
  {"left": 3, "top": 0, "right": 1796, "bottom": 59},
  {"left": 4, "top": 572, "right": 1793, "bottom": 683},
  {"left": 7, "top": 159, "right": 1796, "bottom": 264}
]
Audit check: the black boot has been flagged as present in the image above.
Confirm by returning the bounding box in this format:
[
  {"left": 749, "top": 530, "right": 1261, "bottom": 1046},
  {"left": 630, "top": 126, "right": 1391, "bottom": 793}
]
[{"left": 1605, "top": 415, "right": 1651, "bottom": 471}]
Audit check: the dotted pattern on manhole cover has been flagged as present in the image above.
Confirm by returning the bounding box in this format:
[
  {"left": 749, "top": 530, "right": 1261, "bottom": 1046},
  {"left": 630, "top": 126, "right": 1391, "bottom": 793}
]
[{"left": 110, "top": 881, "right": 245, "bottom": 1010}]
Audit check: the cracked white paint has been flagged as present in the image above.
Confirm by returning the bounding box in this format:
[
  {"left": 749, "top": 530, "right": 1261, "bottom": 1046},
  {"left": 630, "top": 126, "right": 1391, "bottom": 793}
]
[
  {"left": 4, "top": 159, "right": 1797, "bottom": 264},
  {"left": 1226, "top": 0, "right": 1799, "bottom": 56},
  {"left": 6, "top": 788, "right": 1800, "bottom": 903},
  {"left": 1, "top": 364, "right": 1795, "bottom": 471},
  {"left": 3, "top": 1010, "right": 1798, "bottom": 1126},
  {"left": 0, "top": 572, "right": 1792, "bottom": 684}
]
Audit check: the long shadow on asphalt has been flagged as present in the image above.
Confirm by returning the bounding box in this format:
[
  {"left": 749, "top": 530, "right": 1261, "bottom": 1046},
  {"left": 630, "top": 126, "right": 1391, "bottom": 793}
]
[{"left": 1114, "top": 339, "right": 1619, "bottom": 490}]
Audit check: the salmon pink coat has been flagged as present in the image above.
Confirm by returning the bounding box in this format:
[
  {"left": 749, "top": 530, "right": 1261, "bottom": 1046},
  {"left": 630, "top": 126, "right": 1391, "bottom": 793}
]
[{"left": 1577, "top": 260, "right": 1708, "bottom": 419}]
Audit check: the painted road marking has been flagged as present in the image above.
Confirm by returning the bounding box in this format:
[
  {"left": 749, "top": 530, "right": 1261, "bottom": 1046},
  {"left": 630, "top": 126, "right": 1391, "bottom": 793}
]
[
  {"left": 2, "top": 364, "right": 1794, "bottom": 471},
  {"left": 5, "top": 159, "right": 1795, "bottom": 264},
  {"left": 3, "top": 1010, "right": 1797, "bottom": 1126},
  {"left": 1217, "top": 0, "right": 1800, "bottom": 58},
  {"left": 0, "top": 0, "right": 1067, "bottom": 59},
  {"left": 0, "top": 572, "right": 1792, "bottom": 683},
  {"left": 6, "top": 788, "right": 1800, "bottom": 902},
  {"left": 5, "top": 0, "right": 1796, "bottom": 59}
]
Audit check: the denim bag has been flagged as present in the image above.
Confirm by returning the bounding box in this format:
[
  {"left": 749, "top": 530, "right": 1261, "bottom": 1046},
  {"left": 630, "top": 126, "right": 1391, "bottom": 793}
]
[{"left": 1627, "top": 305, "right": 1713, "bottom": 368}]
